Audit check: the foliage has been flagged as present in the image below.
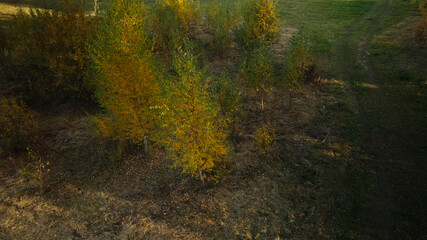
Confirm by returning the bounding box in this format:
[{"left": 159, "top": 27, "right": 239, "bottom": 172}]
[
  {"left": 239, "top": 46, "right": 274, "bottom": 110},
  {"left": 164, "top": 0, "right": 199, "bottom": 32},
  {"left": 214, "top": 72, "right": 243, "bottom": 140},
  {"left": 236, "top": 0, "right": 280, "bottom": 50},
  {"left": 283, "top": 36, "right": 314, "bottom": 91},
  {"left": 19, "top": 147, "right": 50, "bottom": 190},
  {"left": 207, "top": 1, "right": 241, "bottom": 56},
  {"left": 253, "top": 123, "right": 276, "bottom": 158},
  {"left": 90, "top": 0, "right": 160, "bottom": 144},
  {"left": 149, "top": 0, "right": 199, "bottom": 54},
  {"left": 215, "top": 72, "right": 243, "bottom": 119},
  {"left": 4, "top": 1, "right": 96, "bottom": 101},
  {"left": 0, "top": 97, "right": 38, "bottom": 154},
  {"left": 158, "top": 41, "right": 229, "bottom": 182},
  {"left": 412, "top": 0, "right": 427, "bottom": 44},
  {"left": 281, "top": 35, "right": 314, "bottom": 107}
]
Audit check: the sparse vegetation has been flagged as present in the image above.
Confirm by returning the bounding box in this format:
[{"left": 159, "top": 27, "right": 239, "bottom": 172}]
[
  {"left": 253, "top": 123, "right": 276, "bottom": 158},
  {"left": 19, "top": 146, "right": 50, "bottom": 190},
  {"left": 0, "top": 0, "right": 425, "bottom": 239}
]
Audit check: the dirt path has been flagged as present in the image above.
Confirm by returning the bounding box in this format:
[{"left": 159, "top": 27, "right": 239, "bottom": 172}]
[{"left": 336, "top": 0, "right": 427, "bottom": 239}]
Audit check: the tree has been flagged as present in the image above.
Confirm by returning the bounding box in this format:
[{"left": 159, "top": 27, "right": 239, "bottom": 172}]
[
  {"left": 4, "top": 0, "right": 95, "bottom": 101},
  {"left": 240, "top": 46, "right": 274, "bottom": 111},
  {"left": 281, "top": 36, "right": 313, "bottom": 109},
  {"left": 90, "top": 0, "right": 159, "bottom": 152},
  {"left": 238, "top": 0, "right": 280, "bottom": 50},
  {"left": 149, "top": 0, "right": 199, "bottom": 56},
  {"left": 214, "top": 72, "right": 243, "bottom": 141},
  {"left": 158, "top": 41, "right": 229, "bottom": 183}
]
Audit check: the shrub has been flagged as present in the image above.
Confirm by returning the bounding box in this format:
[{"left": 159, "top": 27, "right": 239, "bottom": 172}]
[
  {"left": 207, "top": 1, "right": 241, "bottom": 56},
  {"left": 281, "top": 35, "right": 314, "bottom": 108},
  {"left": 236, "top": 0, "right": 280, "bottom": 50},
  {"left": 19, "top": 147, "right": 50, "bottom": 190},
  {"left": 239, "top": 46, "right": 274, "bottom": 110},
  {"left": 158, "top": 41, "right": 229, "bottom": 183},
  {"left": 413, "top": 0, "right": 427, "bottom": 45},
  {"left": 4, "top": 1, "right": 96, "bottom": 101},
  {"left": 90, "top": 0, "right": 159, "bottom": 146},
  {"left": 253, "top": 123, "right": 276, "bottom": 158},
  {"left": 214, "top": 72, "right": 243, "bottom": 140},
  {"left": 0, "top": 97, "right": 38, "bottom": 154}
]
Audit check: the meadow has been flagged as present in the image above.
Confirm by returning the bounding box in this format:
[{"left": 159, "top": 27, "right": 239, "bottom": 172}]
[{"left": 0, "top": 0, "right": 425, "bottom": 239}]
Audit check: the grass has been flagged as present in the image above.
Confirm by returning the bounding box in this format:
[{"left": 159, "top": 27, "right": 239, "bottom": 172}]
[{"left": 1, "top": 0, "right": 426, "bottom": 239}]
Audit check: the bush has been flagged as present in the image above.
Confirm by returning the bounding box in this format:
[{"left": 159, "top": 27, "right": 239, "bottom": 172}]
[
  {"left": 4, "top": 1, "right": 96, "bottom": 101},
  {"left": 0, "top": 97, "right": 38, "bottom": 154},
  {"left": 281, "top": 35, "right": 314, "bottom": 108},
  {"left": 236, "top": 0, "right": 280, "bottom": 50},
  {"left": 19, "top": 147, "right": 50, "bottom": 190},
  {"left": 239, "top": 46, "right": 274, "bottom": 110}
]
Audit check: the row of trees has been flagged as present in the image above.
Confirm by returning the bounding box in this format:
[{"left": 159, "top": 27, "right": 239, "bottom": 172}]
[{"left": 0, "top": 0, "right": 314, "bottom": 182}]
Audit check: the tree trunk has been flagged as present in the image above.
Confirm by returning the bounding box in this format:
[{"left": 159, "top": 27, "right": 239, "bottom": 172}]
[
  {"left": 143, "top": 135, "right": 148, "bottom": 156},
  {"left": 198, "top": 167, "right": 205, "bottom": 184},
  {"left": 94, "top": 0, "right": 98, "bottom": 15},
  {"left": 261, "top": 95, "right": 264, "bottom": 111}
]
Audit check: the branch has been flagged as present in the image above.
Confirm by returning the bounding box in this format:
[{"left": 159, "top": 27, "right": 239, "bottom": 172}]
[{"left": 320, "top": 128, "right": 330, "bottom": 144}]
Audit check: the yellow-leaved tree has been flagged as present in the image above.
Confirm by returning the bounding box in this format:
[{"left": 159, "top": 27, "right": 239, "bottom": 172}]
[
  {"left": 90, "top": 0, "right": 159, "bottom": 152},
  {"left": 238, "top": 0, "right": 280, "bottom": 50},
  {"left": 159, "top": 41, "right": 229, "bottom": 183}
]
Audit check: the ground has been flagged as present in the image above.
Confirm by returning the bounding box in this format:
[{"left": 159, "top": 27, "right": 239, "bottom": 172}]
[{"left": 0, "top": 0, "right": 426, "bottom": 239}]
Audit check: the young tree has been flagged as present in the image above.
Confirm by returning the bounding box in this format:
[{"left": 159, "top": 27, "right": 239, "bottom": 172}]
[
  {"left": 4, "top": 0, "right": 95, "bottom": 101},
  {"left": 214, "top": 72, "right": 243, "bottom": 141},
  {"left": 281, "top": 36, "right": 314, "bottom": 109},
  {"left": 237, "top": 0, "right": 280, "bottom": 50},
  {"left": 240, "top": 46, "right": 274, "bottom": 111},
  {"left": 159, "top": 41, "right": 229, "bottom": 183},
  {"left": 90, "top": 0, "right": 159, "bottom": 152},
  {"left": 148, "top": 0, "right": 198, "bottom": 57}
]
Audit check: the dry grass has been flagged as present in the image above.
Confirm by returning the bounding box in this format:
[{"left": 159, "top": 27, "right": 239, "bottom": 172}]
[
  {"left": 0, "top": 2, "right": 359, "bottom": 237},
  {"left": 0, "top": 73, "right": 352, "bottom": 239}
]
